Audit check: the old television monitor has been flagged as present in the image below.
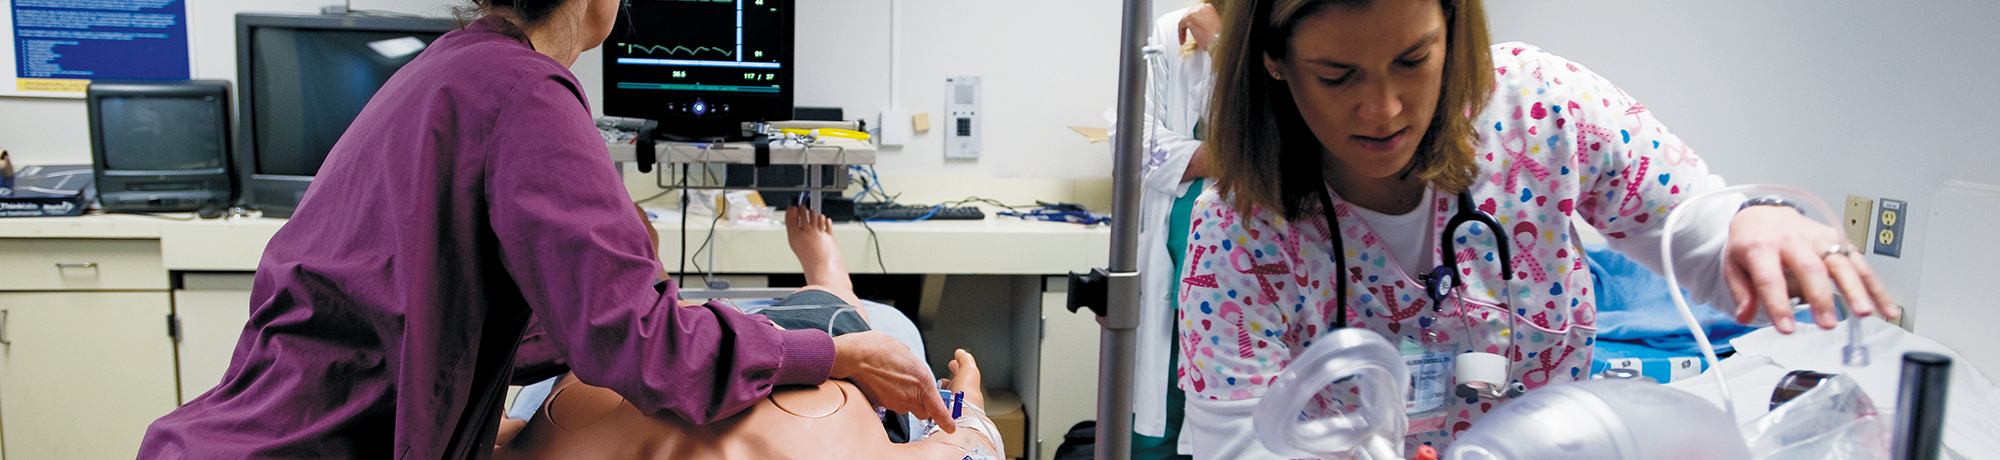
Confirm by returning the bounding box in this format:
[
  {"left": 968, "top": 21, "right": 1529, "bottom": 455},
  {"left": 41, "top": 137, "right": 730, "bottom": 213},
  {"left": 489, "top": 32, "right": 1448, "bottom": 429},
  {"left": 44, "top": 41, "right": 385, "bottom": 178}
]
[
  {"left": 86, "top": 79, "right": 235, "bottom": 213},
  {"left": 235, "top": 13, "right": 453, "bottom": 217},
  {"left": 603, "top": 0, "right": 795, "bottom": 140}
]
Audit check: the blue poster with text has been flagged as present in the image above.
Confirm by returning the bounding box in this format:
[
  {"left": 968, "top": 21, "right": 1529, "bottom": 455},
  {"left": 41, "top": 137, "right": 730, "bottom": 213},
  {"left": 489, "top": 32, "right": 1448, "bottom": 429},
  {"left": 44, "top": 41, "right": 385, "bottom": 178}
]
[{"left": 12, "top": 0, "right": 190, "bottom": 81}]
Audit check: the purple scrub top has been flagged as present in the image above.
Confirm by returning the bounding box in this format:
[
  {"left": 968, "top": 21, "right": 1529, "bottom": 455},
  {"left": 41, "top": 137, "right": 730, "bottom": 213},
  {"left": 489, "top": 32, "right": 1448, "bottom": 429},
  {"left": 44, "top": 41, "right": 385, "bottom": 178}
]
[{"left": 136, "top": 16, "right": 835, "bottom": 460}]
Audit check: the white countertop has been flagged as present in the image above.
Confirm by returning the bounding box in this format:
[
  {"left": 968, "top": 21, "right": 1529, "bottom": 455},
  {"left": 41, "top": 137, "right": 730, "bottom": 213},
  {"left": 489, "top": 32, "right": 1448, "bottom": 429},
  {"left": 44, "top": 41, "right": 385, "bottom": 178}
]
[{"left": 0, "top": 213, "right": 1109, "bottom": 274}]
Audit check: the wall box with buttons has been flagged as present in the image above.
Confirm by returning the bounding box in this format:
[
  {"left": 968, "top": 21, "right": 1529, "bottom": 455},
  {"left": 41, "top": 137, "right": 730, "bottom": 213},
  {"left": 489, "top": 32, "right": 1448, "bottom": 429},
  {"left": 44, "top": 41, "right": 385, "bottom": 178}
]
[
  {"left": 944, "top": 75, "right": 981, "bottom": 159},
  {"left": 1874, "top": 198, "right": 1907, "bottom": 258}
]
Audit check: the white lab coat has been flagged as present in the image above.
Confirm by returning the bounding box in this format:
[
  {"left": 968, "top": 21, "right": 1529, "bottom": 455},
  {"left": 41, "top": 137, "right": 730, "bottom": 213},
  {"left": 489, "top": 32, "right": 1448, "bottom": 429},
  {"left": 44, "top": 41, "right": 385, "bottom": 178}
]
[{"left": 1129, "top": 5, "right": 1213, "bottom": 443}]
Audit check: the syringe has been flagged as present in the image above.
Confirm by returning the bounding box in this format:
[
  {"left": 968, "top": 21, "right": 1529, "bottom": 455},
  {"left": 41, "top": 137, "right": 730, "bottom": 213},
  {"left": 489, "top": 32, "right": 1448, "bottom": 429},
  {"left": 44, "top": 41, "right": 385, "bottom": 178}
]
[{"left": 1839, "top": 292, "right": 1870, "bottom": 367}]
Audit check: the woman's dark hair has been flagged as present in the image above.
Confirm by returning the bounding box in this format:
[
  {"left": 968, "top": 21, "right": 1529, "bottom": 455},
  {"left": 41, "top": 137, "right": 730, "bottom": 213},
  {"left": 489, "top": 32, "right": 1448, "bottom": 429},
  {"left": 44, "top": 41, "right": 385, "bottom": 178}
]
[{"left": 462, "top": 0, "right": 571, "bottom": 26}]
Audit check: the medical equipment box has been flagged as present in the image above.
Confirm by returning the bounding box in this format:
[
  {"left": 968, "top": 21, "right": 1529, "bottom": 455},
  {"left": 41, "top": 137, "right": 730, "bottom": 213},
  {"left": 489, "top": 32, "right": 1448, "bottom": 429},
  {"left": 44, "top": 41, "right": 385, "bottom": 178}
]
[
  {"left": 0, "top": 165, "right": 94, "bottom": 217},
  {"left": 985, "top": 390, "right": 1026, "bottom": 457}
]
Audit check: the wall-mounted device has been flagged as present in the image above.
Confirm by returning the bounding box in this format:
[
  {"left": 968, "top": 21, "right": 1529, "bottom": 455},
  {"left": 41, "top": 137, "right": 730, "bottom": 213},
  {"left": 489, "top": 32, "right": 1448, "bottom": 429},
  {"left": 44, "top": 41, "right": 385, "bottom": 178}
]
[
  {"left": 1874, "top": 198, "right": 1907, "bottom": 258},
  {"left": 87, "top": 79, "right": 234, "bottom": 213},
  {"left": 602, "top": 0, "right": 795, "bottom": 143},
  {"left": 944, "top": 75, "right": 981, "bottom": 159},
  {"left": 234, "top": 13, "right": 453, "bottom": 218}
]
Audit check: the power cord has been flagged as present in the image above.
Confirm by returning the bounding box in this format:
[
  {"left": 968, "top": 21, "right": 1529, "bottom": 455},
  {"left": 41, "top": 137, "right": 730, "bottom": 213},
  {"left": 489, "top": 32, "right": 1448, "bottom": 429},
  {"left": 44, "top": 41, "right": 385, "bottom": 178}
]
[
  {"left": 941, "top": 196, "right": 1035, "bottom": 212},
  {"left": 855, "top": 218, "right": 889, "bottom": 274},
  {"left": 690, "top": 208, "right": 724, "bottom": 282}
]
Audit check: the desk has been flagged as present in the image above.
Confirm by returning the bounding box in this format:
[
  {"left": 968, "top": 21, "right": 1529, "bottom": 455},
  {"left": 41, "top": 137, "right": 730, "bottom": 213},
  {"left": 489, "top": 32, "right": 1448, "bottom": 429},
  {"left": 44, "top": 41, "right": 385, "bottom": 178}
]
[{"left": 0, "top": 213, "right": 1108, "bottom": 460}]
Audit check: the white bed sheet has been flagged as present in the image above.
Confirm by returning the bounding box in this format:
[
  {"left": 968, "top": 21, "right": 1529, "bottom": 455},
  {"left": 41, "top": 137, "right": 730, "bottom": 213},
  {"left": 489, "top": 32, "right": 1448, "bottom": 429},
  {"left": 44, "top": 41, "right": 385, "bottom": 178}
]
[{"left": 1667, "top": 317, "right": 1999, "bottom": 459}]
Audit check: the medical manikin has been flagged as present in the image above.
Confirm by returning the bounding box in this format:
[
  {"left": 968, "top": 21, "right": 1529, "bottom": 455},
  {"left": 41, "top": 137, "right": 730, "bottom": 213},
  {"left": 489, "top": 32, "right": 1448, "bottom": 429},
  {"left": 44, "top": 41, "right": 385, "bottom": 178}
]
[{"left": 493, "top": 207, "right": 1004, "bottom": 460}]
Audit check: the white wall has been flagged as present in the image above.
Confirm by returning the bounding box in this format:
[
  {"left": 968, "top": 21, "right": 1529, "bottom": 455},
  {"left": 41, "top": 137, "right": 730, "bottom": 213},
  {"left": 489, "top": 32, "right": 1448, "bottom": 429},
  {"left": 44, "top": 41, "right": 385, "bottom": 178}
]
[
  {"left": 3, "top": 0, "right": 1132, "bottom": 180},
  {"left": 627, "top": 0, "right": 1127, "bottom": 178},
  {"left": 1486, "top": 1, "right": 2000, "bottom": 370},
  {"left": 12, "top": 2, "right": 1993, "bottom": 349},
  {"left": 0, "top": 0, "right": 461, "bottom": 165}
]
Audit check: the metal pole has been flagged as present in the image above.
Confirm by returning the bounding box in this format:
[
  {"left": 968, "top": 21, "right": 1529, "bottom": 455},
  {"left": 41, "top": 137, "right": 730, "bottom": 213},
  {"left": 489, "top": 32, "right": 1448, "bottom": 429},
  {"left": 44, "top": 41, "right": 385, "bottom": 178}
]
[{"left": 1097, "top": 0, "right": 1149, "bottom": 459}]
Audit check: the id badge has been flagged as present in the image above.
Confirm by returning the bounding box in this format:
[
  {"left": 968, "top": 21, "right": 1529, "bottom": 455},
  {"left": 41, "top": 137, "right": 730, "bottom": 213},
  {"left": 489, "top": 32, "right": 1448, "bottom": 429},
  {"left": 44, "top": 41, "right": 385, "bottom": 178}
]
[{"left": 1400, "top": 337, "right": 1452, "bottom": 417}]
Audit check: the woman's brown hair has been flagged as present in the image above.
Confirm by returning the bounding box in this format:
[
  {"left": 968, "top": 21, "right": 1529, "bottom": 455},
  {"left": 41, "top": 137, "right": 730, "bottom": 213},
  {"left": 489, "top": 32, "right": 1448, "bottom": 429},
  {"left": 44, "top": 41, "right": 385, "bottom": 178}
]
[{"left": 1203, "top": 0, "right": 1490, "bottom": 219}]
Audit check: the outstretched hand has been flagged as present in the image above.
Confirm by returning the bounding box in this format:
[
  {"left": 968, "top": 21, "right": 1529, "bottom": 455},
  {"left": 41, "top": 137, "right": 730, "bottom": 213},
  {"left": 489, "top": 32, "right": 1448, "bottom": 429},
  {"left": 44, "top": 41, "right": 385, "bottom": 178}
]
[
  {"left": 832, "top": 331, "right": 957, "bottom": 433},
  {"left": 1725, "top": 206, "right": 1900, "bottom": 333}
]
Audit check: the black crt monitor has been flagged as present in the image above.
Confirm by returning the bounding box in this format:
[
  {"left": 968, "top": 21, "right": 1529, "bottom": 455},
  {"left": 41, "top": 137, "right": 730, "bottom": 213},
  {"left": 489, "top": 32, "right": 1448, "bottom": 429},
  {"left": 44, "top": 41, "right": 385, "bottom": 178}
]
[
  {"left": 86, "top": 79, "right": 234, "bottom": 213},
  {"left": 603, "top": 0, "right": 795, "bottom": 141},
  {"left": 234, "top": 13, "right": 453, "bottom": 218}
]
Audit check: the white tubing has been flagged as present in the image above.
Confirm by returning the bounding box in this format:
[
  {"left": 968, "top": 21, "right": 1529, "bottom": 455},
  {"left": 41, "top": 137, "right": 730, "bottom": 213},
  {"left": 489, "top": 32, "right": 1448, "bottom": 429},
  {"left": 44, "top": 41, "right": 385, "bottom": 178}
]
[
  {"left": 1659, "top": 184, "right": 1839, "bottom": 424},
  {"left": 1253, "top": 328, "right": 1409, "bottom": 459}
]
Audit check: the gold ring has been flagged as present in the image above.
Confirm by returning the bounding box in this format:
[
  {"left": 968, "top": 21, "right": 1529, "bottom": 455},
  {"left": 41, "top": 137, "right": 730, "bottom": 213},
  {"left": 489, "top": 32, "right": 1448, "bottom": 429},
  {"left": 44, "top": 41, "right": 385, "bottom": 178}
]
[{"left": 1821, "top": 244, "right": 1850, "bottom": 259}]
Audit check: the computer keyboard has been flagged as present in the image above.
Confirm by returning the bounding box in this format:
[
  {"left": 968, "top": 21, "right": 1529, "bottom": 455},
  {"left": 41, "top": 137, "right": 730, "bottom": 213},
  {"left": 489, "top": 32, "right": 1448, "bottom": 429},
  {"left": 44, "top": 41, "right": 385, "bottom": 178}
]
[{"left": 854, "top": 202, "right": 986, "bottom": 220}]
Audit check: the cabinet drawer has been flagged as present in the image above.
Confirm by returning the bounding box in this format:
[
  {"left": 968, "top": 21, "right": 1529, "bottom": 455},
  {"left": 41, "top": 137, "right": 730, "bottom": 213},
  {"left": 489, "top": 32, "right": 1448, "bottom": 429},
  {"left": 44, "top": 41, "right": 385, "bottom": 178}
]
[{"left": 0, "top": 239, "right": 167, "bottom": 290}]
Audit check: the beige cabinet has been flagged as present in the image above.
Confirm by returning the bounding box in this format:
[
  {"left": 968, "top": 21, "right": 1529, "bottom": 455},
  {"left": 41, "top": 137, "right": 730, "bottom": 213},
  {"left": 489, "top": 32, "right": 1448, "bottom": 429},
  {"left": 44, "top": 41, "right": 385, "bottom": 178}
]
[
  {"left": 0, "top": 292, "right": 178, "bottom": 459},
  {"left": 170, "top": 274, "right": 255, "bottom": 402},
  {"left": 0, "top": 237, "right": 176, "bottom": 459},
  {"left": 0, "top": 239, "right": 167, "bottom": 291},
  {"left": 1037, "top": 283, "right": 1101, "bottom": 460}
]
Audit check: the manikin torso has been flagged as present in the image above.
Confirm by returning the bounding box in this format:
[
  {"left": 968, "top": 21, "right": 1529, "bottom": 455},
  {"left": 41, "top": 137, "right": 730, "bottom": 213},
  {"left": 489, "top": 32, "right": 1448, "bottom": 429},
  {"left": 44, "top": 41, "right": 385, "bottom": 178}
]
[{"left": 494, "top": 375, "right": 979, "bottom": 460}]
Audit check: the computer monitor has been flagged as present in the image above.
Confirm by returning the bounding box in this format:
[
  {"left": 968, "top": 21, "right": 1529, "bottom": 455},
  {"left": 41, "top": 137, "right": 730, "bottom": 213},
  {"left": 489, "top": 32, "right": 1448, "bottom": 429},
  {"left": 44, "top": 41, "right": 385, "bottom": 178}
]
[
  {"left": 86, "top": 79, "right": 234, "bottom": 213},
  {"left": 234, "top": 13, "right": 452, "bottom": 218},
  {"left": 602, "top": 0, "right": 795, "bottom": 140}
]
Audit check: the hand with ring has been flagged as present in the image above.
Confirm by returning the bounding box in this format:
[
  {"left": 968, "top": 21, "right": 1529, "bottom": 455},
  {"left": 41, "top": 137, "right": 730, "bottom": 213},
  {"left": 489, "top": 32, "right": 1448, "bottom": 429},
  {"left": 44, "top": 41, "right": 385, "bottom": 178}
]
[{"left": 1725, "top": 206, "right": 1900, "bottom": 333}]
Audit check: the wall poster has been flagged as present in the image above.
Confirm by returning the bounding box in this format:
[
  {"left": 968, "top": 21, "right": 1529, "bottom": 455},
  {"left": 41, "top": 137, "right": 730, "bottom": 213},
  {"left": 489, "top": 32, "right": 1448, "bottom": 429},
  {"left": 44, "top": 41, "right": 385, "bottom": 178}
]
[{"left": 3, "top": 0, "right": 191, "bottom": 98}]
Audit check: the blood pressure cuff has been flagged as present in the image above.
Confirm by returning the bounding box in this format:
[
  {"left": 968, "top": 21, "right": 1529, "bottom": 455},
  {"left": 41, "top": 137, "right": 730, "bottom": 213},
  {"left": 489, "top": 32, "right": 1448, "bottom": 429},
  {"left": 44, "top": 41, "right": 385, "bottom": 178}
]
[
  {"left": 756, "top": 289, "right": 915, "bottom": 443},
  {"left": 755, "top": 289, "right": 872, "bottom": 337},
  {"left": 511, "top": 287, "right": 871, "bottom": 385}
]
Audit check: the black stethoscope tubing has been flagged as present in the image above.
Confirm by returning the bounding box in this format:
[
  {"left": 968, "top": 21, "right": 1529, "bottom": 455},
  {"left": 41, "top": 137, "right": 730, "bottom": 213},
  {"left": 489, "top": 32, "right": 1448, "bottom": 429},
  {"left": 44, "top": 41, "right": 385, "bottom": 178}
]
[
  {"left": 1317, "top": 185, "right": 1526, "bottom": 400},
  {"left": 1314, "top": 187, "right": 1515, "bottom": 329}
]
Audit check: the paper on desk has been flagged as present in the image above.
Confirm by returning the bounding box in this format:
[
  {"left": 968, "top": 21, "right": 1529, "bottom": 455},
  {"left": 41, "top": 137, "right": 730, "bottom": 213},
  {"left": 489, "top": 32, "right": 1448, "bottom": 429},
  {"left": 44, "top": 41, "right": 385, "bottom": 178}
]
[
  {"left": 1671, "top": 317, "right": 1999, "bottom": 458},
  {"left": 1069, "top": 126, "right": 1110, "bottom": 143},
  {"left": 641, "top": 207, "right": 681, "bottom": 223}
]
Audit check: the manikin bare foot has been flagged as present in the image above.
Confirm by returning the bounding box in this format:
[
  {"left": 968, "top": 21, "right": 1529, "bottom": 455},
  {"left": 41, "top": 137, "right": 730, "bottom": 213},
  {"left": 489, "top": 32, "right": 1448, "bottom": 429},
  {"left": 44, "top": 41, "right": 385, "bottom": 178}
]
[
  {"left": 785, "top": 206, "right": 869, "bottom": 322},
  {"left": 923, "top": 349, "right": 1000, "bottom": 457},
  {"left": 940, "top": 349, "right": 986, "bottom": 408}
]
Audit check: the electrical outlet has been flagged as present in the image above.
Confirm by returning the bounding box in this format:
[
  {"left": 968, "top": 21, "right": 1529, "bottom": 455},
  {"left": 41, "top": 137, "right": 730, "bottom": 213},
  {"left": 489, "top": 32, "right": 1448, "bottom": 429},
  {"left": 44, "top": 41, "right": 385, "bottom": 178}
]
[
  {"left": 1844, "top": 196, "right": 1874, "bottom": 252},
  {"left": 1873, "top": 198, "right": 1907, "bottom": 258}
]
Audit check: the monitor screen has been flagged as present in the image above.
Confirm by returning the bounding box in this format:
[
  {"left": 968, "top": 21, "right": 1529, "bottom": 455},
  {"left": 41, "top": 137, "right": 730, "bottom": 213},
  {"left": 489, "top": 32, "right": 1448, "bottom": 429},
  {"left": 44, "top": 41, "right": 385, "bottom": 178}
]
[
  {"left": 245, "top": 26, "right": 442, "bottom": 177},
  {"left": 97, "top": 95, "right": 227, "bottom": 171},
  {"left": 603, "top": 0, "right": 794, "bottom": 138}
]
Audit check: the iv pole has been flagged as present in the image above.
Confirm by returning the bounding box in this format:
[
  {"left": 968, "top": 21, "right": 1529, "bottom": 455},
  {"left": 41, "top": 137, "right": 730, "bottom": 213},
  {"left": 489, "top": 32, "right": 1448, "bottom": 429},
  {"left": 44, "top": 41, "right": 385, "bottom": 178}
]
[{"left": 1097, "top": 0, "right": 1150, "bottom": 459}]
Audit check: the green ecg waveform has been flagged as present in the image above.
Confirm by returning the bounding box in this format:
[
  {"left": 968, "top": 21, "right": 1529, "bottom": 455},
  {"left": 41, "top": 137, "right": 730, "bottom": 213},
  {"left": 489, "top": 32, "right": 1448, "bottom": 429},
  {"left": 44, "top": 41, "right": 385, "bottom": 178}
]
[{"left": 620, "top": 44, "right": 734, "bottom": 57}]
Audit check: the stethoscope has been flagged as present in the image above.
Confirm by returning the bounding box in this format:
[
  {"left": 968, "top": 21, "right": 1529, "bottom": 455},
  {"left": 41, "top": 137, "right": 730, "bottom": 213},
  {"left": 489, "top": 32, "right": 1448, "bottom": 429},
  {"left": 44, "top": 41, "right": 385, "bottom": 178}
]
[{"left": 1315, "top": 186, "right": 1526, "bottom": 401}]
